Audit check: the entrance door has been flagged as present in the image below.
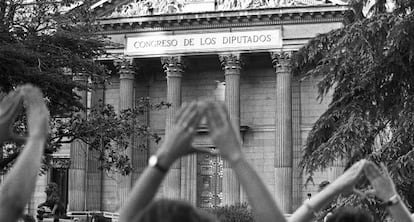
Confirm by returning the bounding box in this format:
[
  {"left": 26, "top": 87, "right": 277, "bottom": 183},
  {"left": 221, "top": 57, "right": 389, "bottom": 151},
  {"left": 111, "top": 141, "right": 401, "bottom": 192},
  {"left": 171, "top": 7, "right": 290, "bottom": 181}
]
[
  {"left": 197, "top": 150, "right": 223, "bottom": 208},
  {"left": 50, "top": 163, "right": 69, "bottom": 211}
]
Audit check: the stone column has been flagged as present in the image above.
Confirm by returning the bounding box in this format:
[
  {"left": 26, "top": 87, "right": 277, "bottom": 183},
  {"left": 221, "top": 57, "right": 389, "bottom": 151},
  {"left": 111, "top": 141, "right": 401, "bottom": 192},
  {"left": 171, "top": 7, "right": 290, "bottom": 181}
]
[
  {"left": 117, "top": 59, "right": 135, "bottom": 207},
  {"left": 271, "top": 51, "right": 293, "bottom": 213},
  {"left": 181, "top": 154, "right": 197, "bottom": 205},
  {"left": 131, "top": 63, "right": 148, "bottom": 184},
  {"left": 219, "top": 53, "right": 242, "bottom": 205},
  {"left": 87, "top": 81, "right": 104, "bottom": 210},
  {"left": 161, "top": 56, "right": 184, "bottom": 199},
  {"left": 327, "top": 159, "right": 345, "bottom": 182},
  {"left": 68, "top": 74, "right": 88, "bottom": 211}
]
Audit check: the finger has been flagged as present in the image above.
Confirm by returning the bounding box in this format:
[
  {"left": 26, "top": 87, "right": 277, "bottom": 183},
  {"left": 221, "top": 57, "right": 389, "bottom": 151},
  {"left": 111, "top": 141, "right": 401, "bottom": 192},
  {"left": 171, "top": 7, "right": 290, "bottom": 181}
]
[
  {"left": 176, "top": 101, "right": 198, "bottom": 126},
  {"left": 353, "top": 188, "right": 367, "bottom": 199},
  {"left": 0, "top": 91, "right": 23, "bottom": 119},
  {"left": 364, "top": 189, "right": 377, "bottom": 196},
  {"left": 8, "top": 93, "right": 24, "bottom": 123},
  {"left": 174, "top": 102, "right": 189, "bottom": 124},
  {"left": 179, "top": 102, "right": 199, "bottom": 129},
  {"left": 363, "top": 161, "right": 382, "bottom": 181},
  {"left": 210, "top": 102, "right": 227, "bottom": 128},
  {"left": 205, "top": 102, "right": 220, "bottom": 130},
  {"left": 380, "top": 162, "right": 390, "bottom": 175},
  {"left": 20, "top": 84, "right": 45, "bottom": 107},
  {"left": 215, "top": 102, "right": 231, "bottom": 124},
  {"left": 186, "top": 103, "right": 205, "bottom": 130}
]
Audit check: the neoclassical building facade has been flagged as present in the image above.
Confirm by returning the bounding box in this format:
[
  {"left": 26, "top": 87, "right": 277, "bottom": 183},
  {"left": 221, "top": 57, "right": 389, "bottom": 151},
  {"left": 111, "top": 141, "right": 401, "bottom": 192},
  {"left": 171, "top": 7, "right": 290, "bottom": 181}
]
[{"left": 28, "top": 0, "right": 348, "bottom": 219}]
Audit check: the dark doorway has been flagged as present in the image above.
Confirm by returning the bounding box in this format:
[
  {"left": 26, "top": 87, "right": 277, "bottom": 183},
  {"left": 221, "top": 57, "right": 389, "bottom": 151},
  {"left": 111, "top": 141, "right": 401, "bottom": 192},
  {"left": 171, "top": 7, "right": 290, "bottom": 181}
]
[{"left": 50, "top": 166, "right": 69, "bottom": 211}]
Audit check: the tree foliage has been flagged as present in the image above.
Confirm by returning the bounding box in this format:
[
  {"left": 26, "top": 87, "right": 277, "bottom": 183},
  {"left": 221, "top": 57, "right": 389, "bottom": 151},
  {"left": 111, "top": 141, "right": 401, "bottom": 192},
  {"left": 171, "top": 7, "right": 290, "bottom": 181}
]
[
  {"left": 292, "top": 0, "right": 414, "bottom": 217},
  {"left": 50, "top": 98, "right": 170, "bottom": 175},
  {"left": 0, "top": 1, "right": 166, "bottom": 175},
  {"left": 0, "top": 0, "right": 108, "bottom": 115}
]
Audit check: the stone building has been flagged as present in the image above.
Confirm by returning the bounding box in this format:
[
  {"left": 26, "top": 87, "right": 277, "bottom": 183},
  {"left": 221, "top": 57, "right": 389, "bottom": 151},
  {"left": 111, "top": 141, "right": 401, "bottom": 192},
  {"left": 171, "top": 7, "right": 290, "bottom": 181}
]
[{"left": 28, "top": 0, "right": 348, "bottom": 218}]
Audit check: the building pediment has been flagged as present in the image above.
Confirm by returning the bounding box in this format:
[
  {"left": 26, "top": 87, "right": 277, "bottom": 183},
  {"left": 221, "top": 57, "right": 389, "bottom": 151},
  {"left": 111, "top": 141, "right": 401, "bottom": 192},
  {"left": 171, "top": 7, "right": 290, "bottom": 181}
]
[{"left": 98, "top": 4, "right": 348, "bottom": 34}]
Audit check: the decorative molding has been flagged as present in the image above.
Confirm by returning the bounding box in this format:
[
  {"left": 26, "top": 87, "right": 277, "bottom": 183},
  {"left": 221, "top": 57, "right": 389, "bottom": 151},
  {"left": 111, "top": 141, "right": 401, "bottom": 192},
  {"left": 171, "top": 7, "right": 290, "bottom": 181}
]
[
  {"left": 99, "top": 0, "right": 346, "bottom": 18},
  {"left": 270, "top": 51, "right": 292, "bottom": 70},
  {"left": 161, "top": 56, "right": 185, "bottom": 76},
  {"left": 219, "top": 53, "right": 243, "bottom": 71},
  {"left": 51, "top": 158, "right": 71, "bottom": 169},
  {"left": 114, "top": 57, "right": 135, "bottom": 78},
  {"left": 97, "top": 5, "right": 348, "bottom": 34}
]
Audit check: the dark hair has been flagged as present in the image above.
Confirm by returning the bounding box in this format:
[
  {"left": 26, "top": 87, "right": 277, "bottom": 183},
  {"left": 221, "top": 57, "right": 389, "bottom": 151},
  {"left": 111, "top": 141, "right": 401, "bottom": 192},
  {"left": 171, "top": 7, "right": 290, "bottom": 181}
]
[
  {"left": 133, "top": 199, "right": 218, "bottom": 222},
  {"left": 21, "top": 214, "right": 35, "bottom": 222},
  {"left": 326, "top": 207, "right": 373, "bottom": 222}
]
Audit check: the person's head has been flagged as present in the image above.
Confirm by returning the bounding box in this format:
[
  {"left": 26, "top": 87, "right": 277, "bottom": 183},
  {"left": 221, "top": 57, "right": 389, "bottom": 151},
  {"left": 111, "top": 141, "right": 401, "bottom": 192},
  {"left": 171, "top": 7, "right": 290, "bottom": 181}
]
[
  {"left": 45, "top": 182, "right": 58, "bottom": 195},
  {"left": 18, "top": 214, "right": 35, "bottom": 222},
  {"left": 326, "top": 207, "right": 373, "bottom": 222},
  {"left": 133, "top": 199, "right": 218, "bottom": 222}
]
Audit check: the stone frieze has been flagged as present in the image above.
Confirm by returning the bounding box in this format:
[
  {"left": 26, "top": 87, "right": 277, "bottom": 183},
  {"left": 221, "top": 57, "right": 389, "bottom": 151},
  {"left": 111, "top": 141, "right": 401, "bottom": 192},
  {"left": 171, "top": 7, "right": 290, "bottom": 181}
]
[{"left": 106, "top": 0, "right": 344, "bottom": 18}]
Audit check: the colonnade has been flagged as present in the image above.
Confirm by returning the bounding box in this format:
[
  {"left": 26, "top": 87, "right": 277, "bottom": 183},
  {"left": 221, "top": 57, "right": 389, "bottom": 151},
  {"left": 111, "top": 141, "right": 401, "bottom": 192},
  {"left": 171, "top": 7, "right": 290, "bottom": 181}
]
[{"left": 67, "top": 50, "right": 295, "bottom": 213}]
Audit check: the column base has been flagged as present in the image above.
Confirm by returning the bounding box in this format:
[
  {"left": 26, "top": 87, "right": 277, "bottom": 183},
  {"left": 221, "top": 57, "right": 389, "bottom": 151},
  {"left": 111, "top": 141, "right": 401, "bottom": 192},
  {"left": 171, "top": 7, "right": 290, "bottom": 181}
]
[
  {"left": 87, "top": 172, "right": 102, "bottom": 210},
  {"left": 68, "top": 169, "right": 86, "bottom": 211},
  {"left": 181, "top": 154, "right": 197, "bottom": 205}
]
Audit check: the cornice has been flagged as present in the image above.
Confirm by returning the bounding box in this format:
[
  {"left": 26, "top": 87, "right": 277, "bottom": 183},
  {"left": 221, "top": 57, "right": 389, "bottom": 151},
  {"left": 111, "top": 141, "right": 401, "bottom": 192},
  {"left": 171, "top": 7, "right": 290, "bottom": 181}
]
[{"left": 98, "top": 5, "right": 348, "bottom": 34}]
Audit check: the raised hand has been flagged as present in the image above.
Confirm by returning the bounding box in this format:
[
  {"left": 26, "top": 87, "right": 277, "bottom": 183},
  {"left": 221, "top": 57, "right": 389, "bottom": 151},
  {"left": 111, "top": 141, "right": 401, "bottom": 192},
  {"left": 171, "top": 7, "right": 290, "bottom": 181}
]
[
  {"left": 364, "top": 162, "right": 396, "bottom": 201},
  {"left": 0, "top": 90, "right": 25, "bottom": 145},
  {"left": 205, "top": 101, "right": 242, "bottom": 163},
  {"left": 329, "top": 159, "right": 367, "bottom": 195},
  {"left": 0, "top": 85, "right": 49, "bottom": 222},
  {"left": 156, "top": 101, "right": 204, "bottom": 166},
  {"left": 20, "top": 85, "right": 49, "bottom": 140}
]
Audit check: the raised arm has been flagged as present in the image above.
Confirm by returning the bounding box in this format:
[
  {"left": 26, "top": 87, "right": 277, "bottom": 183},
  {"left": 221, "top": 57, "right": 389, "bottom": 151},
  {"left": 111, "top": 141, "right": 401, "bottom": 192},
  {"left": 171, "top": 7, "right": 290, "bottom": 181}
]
[
  {"left": 288, "top": 160, "right": 366, "bottom": 222},
  {"left": 205, "top": 102, "right": 286, "bottom": 222},
  {"left": 0, "top": 85, "right": 49, "bottom": 222},
  {"left": 364, "top": 162, "right": 412, "bottom": 222},
  {"left": 119, "top": 101, "right": 204, "bottom": 222}
]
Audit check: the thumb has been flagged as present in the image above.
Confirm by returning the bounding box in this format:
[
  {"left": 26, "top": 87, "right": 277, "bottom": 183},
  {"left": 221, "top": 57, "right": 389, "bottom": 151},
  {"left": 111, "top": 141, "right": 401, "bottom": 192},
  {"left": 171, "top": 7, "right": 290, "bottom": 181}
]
[
  {"left": 364, "top": 189, "right": 377, "bottom": 197},
  {"left": 353, "top": 188, "right": 367, "bottom": 199}
]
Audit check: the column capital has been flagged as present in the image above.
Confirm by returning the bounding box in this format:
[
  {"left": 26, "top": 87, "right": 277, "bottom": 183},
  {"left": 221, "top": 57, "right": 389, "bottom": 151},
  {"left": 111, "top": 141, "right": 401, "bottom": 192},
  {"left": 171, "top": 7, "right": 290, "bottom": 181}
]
[
  {"left": 161, "top": 56, "right": 185, "bottom": 77},
  {"left": 120, "top": 73, "right": 135, "bottom": 81},
  {"left": 219, "top": 53, "right": 243, "bottom": 73},
  {"left": 115, "top": 58, "right": 136, "bottom": 76},
  {"left": 270, "top": 51, "right": 292, "bottom": 72}
]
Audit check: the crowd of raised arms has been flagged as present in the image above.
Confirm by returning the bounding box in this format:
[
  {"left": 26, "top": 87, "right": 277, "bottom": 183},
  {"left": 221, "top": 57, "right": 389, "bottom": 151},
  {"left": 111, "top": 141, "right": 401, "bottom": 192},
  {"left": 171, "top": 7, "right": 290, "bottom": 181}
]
[{"left": 0, "top": 85, "right": 413, "bottom": 222}]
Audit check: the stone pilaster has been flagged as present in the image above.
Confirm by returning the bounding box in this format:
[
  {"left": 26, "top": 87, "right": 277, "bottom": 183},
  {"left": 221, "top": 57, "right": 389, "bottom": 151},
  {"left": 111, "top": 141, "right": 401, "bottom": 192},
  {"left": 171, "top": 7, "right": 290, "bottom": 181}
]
[
  {"left": 271, "top": 51, "right": 293, "bottom": 213},
  {"left": 87, "top": 81, "right": 104, "bottom": 211},
  {"left": 118, "top": 59, "right": 135, "bottom": 207},
  {"left": 68, "top": 74, "right": 88, "bottom": 211},
  {"left": 161, "top": 56, "right": 184, "bottom": 199},
  {"left": 219, "top": 53, "right": 242, "bottom": 205}
]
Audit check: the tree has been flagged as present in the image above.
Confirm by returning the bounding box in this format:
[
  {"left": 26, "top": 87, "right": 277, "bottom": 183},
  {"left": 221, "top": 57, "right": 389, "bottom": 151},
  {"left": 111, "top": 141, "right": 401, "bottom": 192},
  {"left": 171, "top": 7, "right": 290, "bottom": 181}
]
[
  {"left": 50, "top": 98, "right": 170, "bottom": 175},
  {"left": 0, "top": 1, "right": 166, "bottom": 174},
  {"left": 292, "top": 0, "right": 414, "bottom": 219}
]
